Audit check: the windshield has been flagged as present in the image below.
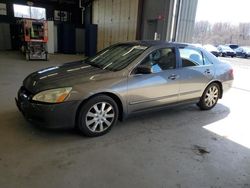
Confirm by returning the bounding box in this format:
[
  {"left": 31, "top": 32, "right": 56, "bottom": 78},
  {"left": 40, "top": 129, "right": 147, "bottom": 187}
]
[
  {"left": 221, "top": 46, "right": 232, "bottom": 50},
  {"left": 85, "top": 44, "right": 148, "bottom": 71},
  {"left": 229, "top": 45, "right": 239, "bottom": 49}
]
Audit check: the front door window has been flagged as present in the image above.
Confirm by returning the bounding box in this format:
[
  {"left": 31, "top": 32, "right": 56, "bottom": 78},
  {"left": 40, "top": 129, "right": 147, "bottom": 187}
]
[{"left": 139, "top": 48, "right": 176, "bottom": 73}]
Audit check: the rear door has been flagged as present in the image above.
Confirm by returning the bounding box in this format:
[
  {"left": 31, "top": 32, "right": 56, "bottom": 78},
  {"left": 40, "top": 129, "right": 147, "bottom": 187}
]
[{"left": 177, "top": 46, "right": 215, "bottom": 101}]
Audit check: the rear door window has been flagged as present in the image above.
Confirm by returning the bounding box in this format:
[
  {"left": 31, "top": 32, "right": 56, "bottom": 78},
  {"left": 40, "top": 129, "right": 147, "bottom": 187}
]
[{"left": 179, "top": 47, "right": 204, "bottom": 67}]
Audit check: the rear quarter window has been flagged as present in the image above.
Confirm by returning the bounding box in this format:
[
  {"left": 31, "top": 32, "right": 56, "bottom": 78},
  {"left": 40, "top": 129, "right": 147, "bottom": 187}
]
[{"left": 202, "top": 50, "right": 218, "bottom": 64}]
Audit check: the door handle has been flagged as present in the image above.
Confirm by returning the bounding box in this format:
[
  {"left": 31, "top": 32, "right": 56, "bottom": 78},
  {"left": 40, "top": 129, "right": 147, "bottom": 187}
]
[
  {"left": 205, "top": 69, "right": 211, "bottom": 74},
  {"left": 168, "top": 74, "right": 178, "bottom": 80}
]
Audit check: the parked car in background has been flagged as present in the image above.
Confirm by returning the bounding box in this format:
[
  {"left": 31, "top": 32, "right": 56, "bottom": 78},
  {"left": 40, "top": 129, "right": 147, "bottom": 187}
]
[
  {"left": 235, "top": 46, "right": 250, "bottom": 58},
  {"left": 217, "top": 45, "right": 236, "bottom": 57},
  {"left": 225, "top": 44, "right": 239, "bottom": 50},
  {"left": 16, "top": 41, "right": 234, "bottom": 137},
  {"left": 203, "top": 44, "right": 221, "bottom": 57}
]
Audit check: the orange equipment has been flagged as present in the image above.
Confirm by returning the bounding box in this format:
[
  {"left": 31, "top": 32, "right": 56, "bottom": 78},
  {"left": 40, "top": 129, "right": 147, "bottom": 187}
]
[{"left": 20, "top": 19, "right": 48, "bottom": 60}]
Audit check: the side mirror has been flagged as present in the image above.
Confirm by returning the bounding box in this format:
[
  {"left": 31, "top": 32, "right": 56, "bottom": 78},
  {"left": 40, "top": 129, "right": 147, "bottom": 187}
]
[{"left": 135, "top": 65, "right": 152, "bottom": 74}]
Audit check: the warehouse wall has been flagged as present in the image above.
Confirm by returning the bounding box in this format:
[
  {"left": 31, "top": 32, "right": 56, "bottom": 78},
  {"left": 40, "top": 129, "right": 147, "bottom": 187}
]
[
  {"left": 0, "top": 0, "right": 89, "bottom": 51},
  {"left": 92, "top": 0, "right": 139, "bottom": 51},
  {"left": 175, "top": 0, "right": 198, "bottom": 43},
  {"left": 140, "top": 0, "right": 171, "bottom": 40},
  {"left": 0, "top": 0, "right": 84, "bottom": 25},
  {"left": 0, "top": 23, "right": 11, "bottom": 50},
  {"left": 140, "top": 0, "right": 198, "bottom": 43}
]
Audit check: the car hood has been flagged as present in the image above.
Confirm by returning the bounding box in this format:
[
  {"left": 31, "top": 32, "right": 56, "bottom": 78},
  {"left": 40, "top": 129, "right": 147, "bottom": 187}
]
[
  {"left": 23, "top": 60, "right": 113, "bottom": 93},
  {"left": 243, "top": 49, "right": 250, "bottom": 53},
  {"left": 222, "top": 49, "right": 235, "bottom": 53}
]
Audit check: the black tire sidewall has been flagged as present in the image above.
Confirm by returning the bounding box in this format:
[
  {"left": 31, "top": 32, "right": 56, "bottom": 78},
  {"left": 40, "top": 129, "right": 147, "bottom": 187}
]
[
  {"left": 77, "top": 95, "right": 119, "bottom": 137},
  {"left": 199, "top": 83, "right": 220, "bottom": 110}
]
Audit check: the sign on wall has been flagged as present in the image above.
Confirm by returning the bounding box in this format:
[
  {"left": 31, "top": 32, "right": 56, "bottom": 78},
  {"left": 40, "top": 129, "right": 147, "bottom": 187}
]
[
  {"left": 54, "top": 10, "right": 68, "bottom": 22},
  {"left": 0, "top": 3, "right": 7, "bottom": 15}
]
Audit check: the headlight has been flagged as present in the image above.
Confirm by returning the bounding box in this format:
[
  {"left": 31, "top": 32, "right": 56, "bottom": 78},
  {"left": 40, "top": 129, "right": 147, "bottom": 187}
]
[{"left": 32, "top": 87, "right": 72, "bottom": 103}]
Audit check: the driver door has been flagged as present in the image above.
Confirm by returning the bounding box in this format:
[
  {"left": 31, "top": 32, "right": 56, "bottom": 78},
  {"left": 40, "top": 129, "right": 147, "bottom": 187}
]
[{"left": 127, "top": 47, "right": 180, "bottom": 113}]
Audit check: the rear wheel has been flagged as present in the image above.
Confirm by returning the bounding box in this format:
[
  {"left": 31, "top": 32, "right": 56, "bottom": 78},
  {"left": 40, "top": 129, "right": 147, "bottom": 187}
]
[
  {"left": 77, "top": 95, "right": 118, "bottom": 137},
  {"left": 198, "top": 83, "right": 220, "bottom": 110}
]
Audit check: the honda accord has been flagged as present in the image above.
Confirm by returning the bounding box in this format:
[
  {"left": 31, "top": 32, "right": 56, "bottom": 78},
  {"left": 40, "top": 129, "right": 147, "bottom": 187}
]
[{"left": 16, "top": 41, "right": 234, "bottom": 137}]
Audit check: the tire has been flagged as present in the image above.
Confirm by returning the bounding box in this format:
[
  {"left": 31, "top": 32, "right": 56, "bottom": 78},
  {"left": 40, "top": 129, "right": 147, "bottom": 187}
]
[
  {"left": 77, "top": 95, "right": 118, "bottom": 137},
  {"left": 198, "top": 83, "right": 220, "bottom": 110}
]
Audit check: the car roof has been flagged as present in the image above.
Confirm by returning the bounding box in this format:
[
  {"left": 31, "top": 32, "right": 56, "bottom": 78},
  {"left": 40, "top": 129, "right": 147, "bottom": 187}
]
[{"left": 121, "top": 40, "right": 194, "bottom": 48}]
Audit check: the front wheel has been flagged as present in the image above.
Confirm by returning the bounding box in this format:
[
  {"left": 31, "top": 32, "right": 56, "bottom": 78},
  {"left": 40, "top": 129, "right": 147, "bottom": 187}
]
[
  {"left": 198, "top": 83, "right": 220, "bottom": 110},
  {"left": 77, "top": 95, "right": 118, "bottom": 137}
]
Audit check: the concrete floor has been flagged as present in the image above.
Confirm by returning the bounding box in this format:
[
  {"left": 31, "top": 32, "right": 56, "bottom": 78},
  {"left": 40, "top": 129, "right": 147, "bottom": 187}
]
[{"left": 0, "top": 51, "right": 250, "bottom": 188}]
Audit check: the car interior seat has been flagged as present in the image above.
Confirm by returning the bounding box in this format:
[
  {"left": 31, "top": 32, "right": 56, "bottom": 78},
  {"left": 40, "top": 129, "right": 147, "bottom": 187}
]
[
  {"left": 158, "top": 51, "right": 176, "bottom": 69},
  {"left": 189, "top": 54, "right": 201, "bottom": 65},
  {"left": 149, "top": 50, "right": 161, "bottom": 64}
]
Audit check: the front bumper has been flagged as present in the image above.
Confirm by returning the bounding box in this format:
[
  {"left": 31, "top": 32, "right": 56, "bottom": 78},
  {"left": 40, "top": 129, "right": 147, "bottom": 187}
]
[
  {"left": 16, "top": 87, "right": 80, "bottom": 129},
  {"left": 226, "top": 52, "right": 236, "bottom": 57}
]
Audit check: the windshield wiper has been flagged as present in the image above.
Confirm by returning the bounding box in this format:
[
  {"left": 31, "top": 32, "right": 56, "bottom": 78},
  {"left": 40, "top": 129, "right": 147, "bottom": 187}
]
[{"left": 85, "top": 60, "right": 103, "bottom": 69}]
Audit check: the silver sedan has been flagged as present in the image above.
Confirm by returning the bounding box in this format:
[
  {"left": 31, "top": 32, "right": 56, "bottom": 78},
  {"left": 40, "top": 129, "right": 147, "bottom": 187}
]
[{"left": 16, "top": 41, "right": 234, "bottom": 137}]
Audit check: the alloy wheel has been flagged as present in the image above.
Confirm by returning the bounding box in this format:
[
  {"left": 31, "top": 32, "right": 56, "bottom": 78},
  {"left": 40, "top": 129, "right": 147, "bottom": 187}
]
[
  {"left": 204, "top": 85, "right": 219, "bottom": 107},
  {"left": 85, "top": 102, "right": 115, "bottom": 133}
]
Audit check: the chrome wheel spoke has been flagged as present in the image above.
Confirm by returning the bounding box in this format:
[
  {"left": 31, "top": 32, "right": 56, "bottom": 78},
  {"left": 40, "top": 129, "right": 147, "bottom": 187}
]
[
  {"left": 210, "top": 101, "right": 213, "bottom": 106},
  {"left": 211, "top": 99, "right": 215, "bottom": 104},
  {"left": 104, "top": 118, "right": 111, "bottom": 126},
  {"left": 87, "top": 112, "right": 96, "bottom": 117},
  {"left": 99, "top": 122, "right": 104, "bottom": 131},
  {"left": 101, "top": 102, "right": 106, "bottom": 111},
  {"left": 105, "top": 106, "right": 112, "bottom": 113},
  {"left": 105, "top": 113, "right": 114, "bottom": 118},
  {"left": 93, "top": 104, "right": 100, "bottom": 113},
  {"left": 92, "top": 122, "right": 99, "bottom": 131},
  {"left": 86, "top": 118, "right": 95, "bottom": 126}
]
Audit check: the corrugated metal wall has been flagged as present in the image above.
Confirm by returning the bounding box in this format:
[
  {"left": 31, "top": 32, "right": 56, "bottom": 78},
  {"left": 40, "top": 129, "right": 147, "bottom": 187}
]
[
  {"left": 93, "top": 0, "right": 198, "bottom": 49},
  {"left": 175, "top": 0, "right": 198, "bottom": 42},
  {"left": 140, "top": 0, "right": 171, "bottom": 40},
  {"left": 93, "top": 0, "right": 139, "bottom": 51}
]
